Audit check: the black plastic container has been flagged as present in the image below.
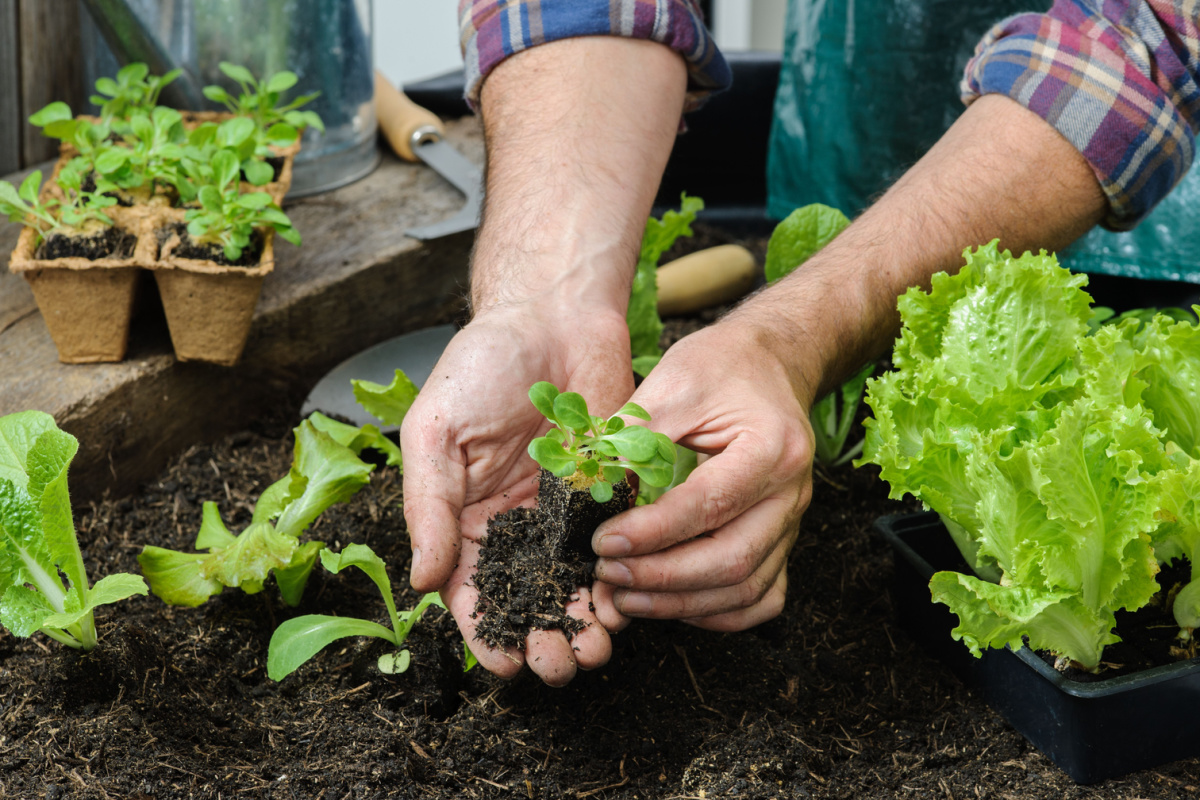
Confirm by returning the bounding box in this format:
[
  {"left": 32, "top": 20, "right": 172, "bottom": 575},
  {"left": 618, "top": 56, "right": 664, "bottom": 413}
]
[{"left": 876, "top": 511, "right": 1200, "bottom": 784}]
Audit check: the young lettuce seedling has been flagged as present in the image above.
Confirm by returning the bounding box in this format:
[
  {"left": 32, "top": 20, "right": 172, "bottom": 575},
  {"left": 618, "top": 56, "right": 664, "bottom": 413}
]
[
  {"left": 526, "top": 382, "right": 676, "bottom": 503},
  {"left": 267, "top": 544, "right": 474, "bottom": 680},
  {"left": 91, "top": 62, "right": 183, "bottom": 126},
  {"left": 183, "top": 150, "right": 300, "bottom": 261},
  {"left": 0, "top": 168, "right": 116, "bottom": 244},
  {"left": 202, "top": 62, "right": 324, "bottom": 159},
  {"left": 0, "top": 411, "right": 148, "bottom": 651}
]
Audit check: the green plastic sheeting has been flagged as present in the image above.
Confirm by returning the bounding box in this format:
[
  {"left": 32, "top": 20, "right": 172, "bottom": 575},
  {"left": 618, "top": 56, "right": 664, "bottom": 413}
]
[{"left": 766, "top": 0, "right": 1200, "bottom": 284}]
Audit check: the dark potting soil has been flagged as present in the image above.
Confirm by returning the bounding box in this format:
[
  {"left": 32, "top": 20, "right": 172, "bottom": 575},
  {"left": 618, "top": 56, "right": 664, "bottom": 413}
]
[
  {"left": 35, "top": 227, "right": 136, "bottom": 260},
  {"left": 2, "top": 225, "right": 1200, "bottom": 798},
  {"left": 472, "top": 471, "right": 634, "bottom": 651},
  {"left": 159, "top": 223, "right": 265, "bottom": 267}
]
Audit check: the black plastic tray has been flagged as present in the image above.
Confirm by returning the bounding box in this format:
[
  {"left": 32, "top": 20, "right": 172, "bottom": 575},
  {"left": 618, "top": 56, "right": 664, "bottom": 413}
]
[{"left": 876, "top": 512, "right": 1200, "bottom": 784}]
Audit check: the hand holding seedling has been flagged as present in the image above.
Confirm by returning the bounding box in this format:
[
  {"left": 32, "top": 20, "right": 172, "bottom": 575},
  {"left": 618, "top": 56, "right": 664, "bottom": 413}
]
[{"left": 400, "top": 306, "right": 636, "bottom": 686}]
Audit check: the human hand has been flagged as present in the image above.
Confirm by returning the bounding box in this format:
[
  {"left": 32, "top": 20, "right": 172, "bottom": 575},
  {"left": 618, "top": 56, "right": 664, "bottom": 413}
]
[
  {"left": 590, "top": 318, "right": 815, "bottom": 632},
  {"left": 400, "top": 304, "right": 634, "bottom": 685}
]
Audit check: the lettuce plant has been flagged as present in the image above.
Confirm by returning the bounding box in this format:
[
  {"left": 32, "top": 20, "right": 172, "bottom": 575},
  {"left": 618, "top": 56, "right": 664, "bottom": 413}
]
[
  {"left": 628, "top": 193, "right": 704, "bottom": 377},
  {"left": 91, "top": 62, "right": 183, "bottom": 125},
  {"left": 527, "top": 382, "right": 676, "bottom": 503},
  {"left": 857, "top": 241, "right": 1200, "bottom": 671},
  {"left": 183, "top": 150, "right": 299, "bottom": 261},
  {"left": 267, "top": 545, "right": 471, "bottom": 679},
  {"left": 0, "top": 166, "right": 117, "bottom": 244},
  {"left": 0, "top": 411, "right": 147, "bottom": 650},
  {"left": 202, "top": 62, "right": 324, "bottom": 159}
]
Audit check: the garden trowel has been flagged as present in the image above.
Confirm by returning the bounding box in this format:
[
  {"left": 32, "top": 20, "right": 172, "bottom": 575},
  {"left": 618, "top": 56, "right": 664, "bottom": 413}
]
[
  {"left": 375, "top": 72, "right": 483, "bottom": 240},
  {"left": 300, "top": 245, "right": 759, "bottom": 431}
]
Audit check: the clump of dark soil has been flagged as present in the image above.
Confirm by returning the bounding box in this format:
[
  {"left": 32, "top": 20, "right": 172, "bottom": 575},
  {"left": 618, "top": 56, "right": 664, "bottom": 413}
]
[
  {"left": 472, "top": 470, "right": 633, "bottom": 650},
  {"left": 36, "top": 226, "right": 136, "bottom": 260}
]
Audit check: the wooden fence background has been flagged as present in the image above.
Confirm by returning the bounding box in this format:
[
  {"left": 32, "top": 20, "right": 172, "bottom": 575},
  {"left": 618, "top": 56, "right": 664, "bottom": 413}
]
[{"left": 1, "top": 0, "right": 86, "bottom": 174}]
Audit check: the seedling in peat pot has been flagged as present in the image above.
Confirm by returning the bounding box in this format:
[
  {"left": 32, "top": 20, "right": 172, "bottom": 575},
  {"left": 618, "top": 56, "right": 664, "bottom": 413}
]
[
  {"left": 0, "top": 411, "right": 148, "bottom": 650},
  {"left": 183, "top": 150, "right": 300, "bottom": 262},
  {"left": 267, "top": 545, "right": 475, "bottom": 680},
  {"left": 91, "top": 62, "right": 183, "bottom": 126},
  {"left": 0, "top": 166, "right": 116, "bottom": 246},
  {"left": 202, "top": 62, "right": 324, "bottom": 158}
]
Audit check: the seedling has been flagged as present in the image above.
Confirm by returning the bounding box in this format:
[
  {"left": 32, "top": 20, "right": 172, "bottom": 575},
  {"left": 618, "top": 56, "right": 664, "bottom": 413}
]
[
  {"left": 95, "top": 106, "right": 188, "bottom": 198},
  {"left": 527, "top": 382, "right": 676, "bottom": 503},
  {"left": 183, "top": 150, "right": 300, "bottom": 261},
  {"left": 0, "top": 411, "right": 147, "bottom": 650},
  {"left": 811, "top": 362, "right": 875, "bottom": 467},
  {"left": 203, "top": 62, "right": 324, "bottom": 158},
  {"left": 91, "top": 62, "right": 183, "bottom": 125},
  {"left": 267, "top": 545, "right": 475, "bottom": 679},
  {"left": 29, "top": 103, "right": 111, "bottom": 167},
  {"left": 0, "top": 166, "right": 116, "bottom": 244}
]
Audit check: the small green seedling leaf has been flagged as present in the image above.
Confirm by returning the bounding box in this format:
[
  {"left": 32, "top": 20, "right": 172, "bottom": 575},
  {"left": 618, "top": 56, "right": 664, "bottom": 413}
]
[{"left": 352, "top": 369, "right": 420, "bottom": 430}]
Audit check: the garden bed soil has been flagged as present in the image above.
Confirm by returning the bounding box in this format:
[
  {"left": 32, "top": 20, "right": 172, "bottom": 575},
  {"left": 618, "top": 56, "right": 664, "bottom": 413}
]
[{"left": 2, "top": 225, "right": 1199, "bottom": 798}]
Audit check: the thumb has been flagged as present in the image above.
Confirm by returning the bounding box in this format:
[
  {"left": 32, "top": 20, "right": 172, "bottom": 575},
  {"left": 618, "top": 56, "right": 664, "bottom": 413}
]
[{"left": 400, "top": 418, "right": 465, "bottom": 592}]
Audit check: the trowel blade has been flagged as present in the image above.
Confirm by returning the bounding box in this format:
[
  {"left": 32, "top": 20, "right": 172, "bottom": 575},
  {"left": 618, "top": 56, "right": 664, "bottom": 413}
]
[
  {"left": 405, "top": 140, "right": 483, "bottom": 241},
  {"left": 300, "top": 324, "right": 457, "bottom": 431}
]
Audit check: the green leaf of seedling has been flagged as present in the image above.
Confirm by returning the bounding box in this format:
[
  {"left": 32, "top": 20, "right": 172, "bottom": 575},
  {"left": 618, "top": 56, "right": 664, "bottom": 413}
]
[
  {"left": 117, "top": 62, "right": 149, "bottom": 84},
  {"left": 529, "top": 437, "right": 578, "bottom": 478},
  {"left": 129, "top": 113, "right": 154, "bottom": 142},
  {"left": 528, "top": 382, "right": 559, "bottom": 421},
  {"left": 594, "top": 440, "right": 619, "bottom": 459},
  {"left": 307, "top": 412, "right": 403, "bottom": 469},
  {"left": 41, "top": 573, "right": 148, "bottom": 631},
  {"left": 545, "top": 427, "right": 566, "bottom": 445},
  {"left": 18, "top": 172, "right": 42, "bottom": 204},
  {"left": 463, "top": 642, "right": 479, "bottom": 672},
  {"left": 274, "top": 225, "right": 302, "bottom": 247},
  {"left": 378, "top": 650, "right": 412, "bottom": 674},
  {"left": 617, "top": 402, "right": 651, "bottom": 421},
  {"left": 552, "top": 392, "right": 591, "bottom": 433},
  {"left": 265, "top": 123, "right": 298, "bottom": 146},
  {"left": 601, "top": 465, "right": 626, "bottom": 485},
  {"left": 631, "top": 355, "right": 661, "bottom": 378},
  {"left": 266, "top": 71, "right": 299, "bottom": 93},
  {"left": 29, "top": 102, "right": 72, "bottom": 127},
  {"left": 764, "top": 203, "right": 851, "bottom": 283},
  {"left": 137, "top": 546, "right": 224, "bottom": 607},
  {"left": 236, "top": 192, "right": 273, "bottom": 210},
  {"left": 654, "top": 432, "right": 677, "bottom": 463},
  {"left": 268, "top": 614, "right": 395, "bottom": 681},
  {"left": 627, "top": 461, "right": 674, "bottom": 488},
  {"left": 197, "top": 185, "right": 223, "bottom": 211},
  {"left": 0, "top": 180, "right": 26, "bottom": 213},
  {"left": 320, "top": 543, "right": 404, "bottom": 635},
  {"left": 606, "top": 425, "right": 658, "bottom": 462},
  {"left": 272, "top": 422, "right": 375, "bottom": 539},
  {"left": 217, "top": 116, "right": 256, "bottom": 148},
  {"left": 590, "top": 481, "right": 614, "bottom": 503},
  {"left": 219, "top": 62, "right": 256, "bottom": 85},
  {"left": 0, "top": 585, "right": 55, "bottom": 638},
  {"left": 579, "top": 459, "right": 599, "bottom": 477},
  {"left": 194, "top": 501, "right": 237, "bottom": 550},
  {"left": 203, "top": 85, "right": 232, "bottom": 104},
  {"left": 297, "top": 110, "right": 325, "bottom": 132},
  {"left": 199, "top": 522, "right": 296, "bottom": 591},
  {"left": 273, "top": 540, "right": 326, "bottom": 607},
  {"left": 186, "top": 218, "right": 209, "bottom": 239},
  {"left": 241, "top": 158, "right": 273, "bottom": 186},
  {"left": 223, "top": 242, "right": 242, "bottom": 262},
  {"left": 212, "top": 150, "right": 241, "bottom": 190},
  {"left": 352, "top": 369, "right": 420, "bottom": 429},
  {"left": 603, "top": 416, "right": 625, "bottom": 434}
]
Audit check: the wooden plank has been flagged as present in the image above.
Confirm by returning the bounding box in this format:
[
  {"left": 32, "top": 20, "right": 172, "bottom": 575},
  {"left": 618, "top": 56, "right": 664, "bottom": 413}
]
[
  {"left": 0, "top": 0, "right": 18, "bottom": 175},
  {"left": 18, "top": 0, "right": 84, "bottom": 166},
  {"left": 0, "top": 118, "right": 483, "bottom": 502}
]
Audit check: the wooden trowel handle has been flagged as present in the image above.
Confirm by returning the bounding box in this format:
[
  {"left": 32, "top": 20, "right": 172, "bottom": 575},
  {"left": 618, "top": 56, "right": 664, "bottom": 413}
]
[
  {"left": 374, "top": 71, "right": 445, "bottom": 162},
  {"left": 657, "top": 244, "right": 758, "bottom": 316}
]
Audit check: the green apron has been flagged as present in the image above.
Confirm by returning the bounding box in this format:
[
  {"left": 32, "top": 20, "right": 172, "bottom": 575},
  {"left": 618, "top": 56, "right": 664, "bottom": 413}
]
[{"left": 766, "top": 0, "right": 1200, "bottom": 283}]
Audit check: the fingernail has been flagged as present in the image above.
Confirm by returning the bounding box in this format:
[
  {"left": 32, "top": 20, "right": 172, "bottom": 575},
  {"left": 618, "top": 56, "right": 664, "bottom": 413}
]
[
  {"left": 597, "top": 559, "right": 633, "bottom": 587},
  {"left": 617, "top": 591, "right": 652, "bottom": 615},
  {"left": 596, "top": 533, "right": 631, "bottom": 557}
]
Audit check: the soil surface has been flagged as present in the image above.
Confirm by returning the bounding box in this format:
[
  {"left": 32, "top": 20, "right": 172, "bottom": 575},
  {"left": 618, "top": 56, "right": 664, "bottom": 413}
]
[
  {"left": 3, "top": 224, "right": 1200, "bottom": 799},
  {"left": 36, "top": 227, "right": 136, "bottom": 261},
  {"left": 160, "top": 223, "right": 265, "bottom": 267}
]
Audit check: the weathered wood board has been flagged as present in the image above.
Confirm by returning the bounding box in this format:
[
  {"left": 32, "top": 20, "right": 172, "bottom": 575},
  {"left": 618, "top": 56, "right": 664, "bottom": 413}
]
[{"left": 0, "top": 118, "right": 483, "bottom": 501}]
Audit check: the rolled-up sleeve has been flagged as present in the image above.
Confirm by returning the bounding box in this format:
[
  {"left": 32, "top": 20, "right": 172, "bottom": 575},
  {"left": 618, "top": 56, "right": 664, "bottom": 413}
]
[
  {"left": 458, "top": 0, "right": 731, "bottom": 112},
  {"left": 962, "top": 1, "right": 1200, "bottom": 231}
]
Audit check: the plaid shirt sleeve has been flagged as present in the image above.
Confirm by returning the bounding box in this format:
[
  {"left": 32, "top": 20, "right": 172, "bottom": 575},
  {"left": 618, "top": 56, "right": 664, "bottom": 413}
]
[
  {"left": 962, "top": 1, "right": 1200, "bottom": 231},
  {"left": 458, "top": 0, "right": 731, "bottom": 112}
]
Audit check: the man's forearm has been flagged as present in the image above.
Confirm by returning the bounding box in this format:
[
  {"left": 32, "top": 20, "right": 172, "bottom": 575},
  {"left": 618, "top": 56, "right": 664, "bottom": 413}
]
[
  {"left": 736, "top": 94, "right": 1109, "bottom": 406},
  {"left": 471, "top": 37, "right": 688, "bottom": 318}
]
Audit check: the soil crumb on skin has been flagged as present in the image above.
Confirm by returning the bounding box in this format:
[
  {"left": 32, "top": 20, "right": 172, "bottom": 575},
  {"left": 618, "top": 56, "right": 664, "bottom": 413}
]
[
  {"left": 472, "top": 470, "right": 632, "bottom": 650},
  {"left": 36, "top": 227, "right": 136, "bottom": 260}
]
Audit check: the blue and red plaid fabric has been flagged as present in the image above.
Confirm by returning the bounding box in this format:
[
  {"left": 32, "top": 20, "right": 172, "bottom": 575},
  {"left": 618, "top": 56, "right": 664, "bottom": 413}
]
[
  {"left": 963, "top": 1, "right": 1200, "bottom": 230},
  {"left": 457, "top": 0, "right": 731, "bottom": 112},
  {"left": 460, "top": 0, "right": 1200, "bottom": 231}
]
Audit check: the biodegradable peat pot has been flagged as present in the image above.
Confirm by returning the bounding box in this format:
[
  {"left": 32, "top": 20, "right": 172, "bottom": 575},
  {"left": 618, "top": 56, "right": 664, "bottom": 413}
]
[
  {"left": 8, "top": 218, "right": 151, "bottom": 363},
  {"left": 876, "top": 512, "right": 1200, "bottom": 783},
  {"left": 153, "top": 225, "right": 275, "bottom": 366}
]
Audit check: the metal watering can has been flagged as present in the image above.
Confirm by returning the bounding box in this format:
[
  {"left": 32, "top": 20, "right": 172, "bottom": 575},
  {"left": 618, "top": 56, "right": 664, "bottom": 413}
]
[{"left": 80, "top": 0, "right": 379, "bottom": 198}]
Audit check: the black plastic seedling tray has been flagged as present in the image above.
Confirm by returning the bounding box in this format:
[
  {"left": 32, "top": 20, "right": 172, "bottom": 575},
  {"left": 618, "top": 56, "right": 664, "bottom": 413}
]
[{"left": 876, "top": 512, "right": 1200, "bottom": 784}]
